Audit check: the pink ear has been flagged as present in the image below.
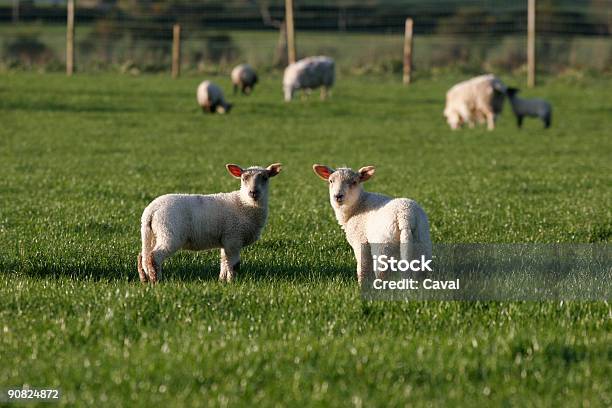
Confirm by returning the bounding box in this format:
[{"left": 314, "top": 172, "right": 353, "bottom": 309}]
[
  {"left": 226, "top": 164, "right": 243, "bottom": 178},
  {"left": 358, "top": 166, "right": 375, "bottom": 182},
  {"left": 313, "top": 164, "right": 334, "bottom": 181}
]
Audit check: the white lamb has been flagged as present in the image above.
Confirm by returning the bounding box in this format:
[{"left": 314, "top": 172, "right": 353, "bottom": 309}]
[
  {"left": 283, "top": 56, "right": 335, "bottom": 102},
  {"left": 444, "top": 74, "right": 507, "bottom": 130},
  {"left": 196, "top": 80, "right": 233, "bottom": 114},
  {"left": 313, "top": 164, "right": 432, "bottom": 285},
  {"left": 506, "top": 87, "right": 552, "bottom": 128},
  {"left": 137, "top": 163, "right": 282, "bottom": 283},
  {"left": 231, "top": 64, "right": 258, "bottom": 95}
]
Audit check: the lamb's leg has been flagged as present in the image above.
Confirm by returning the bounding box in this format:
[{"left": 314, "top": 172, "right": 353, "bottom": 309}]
[
  {"left": 219, "top": 249, "right": 227, "bottom": 281},
  {"left": 486, "top": 111, "right": 495, "bottom": 130},
  {"left": 355, "top": 244, "right": 373, "bottom": 286},
  {"left": 220, "top": 247, "right": 241, "bottom": 282},
  {"left": 137, "top": 253, "right": 148, "bottom": 283},
  {"left": 145, "top": 255, "right": 159, "bottom": 284},
  {"left": 320, "top": 87, "right": 327, "bottom": 100},
  {"left": 148, "top": 246, "right": 173, "bottom": 284},
  {"left": 233, "top": 84, "right": 238, "bottom": 95},
  {"left": 517, "top": 115, "right": 524, "bottom": 128}
]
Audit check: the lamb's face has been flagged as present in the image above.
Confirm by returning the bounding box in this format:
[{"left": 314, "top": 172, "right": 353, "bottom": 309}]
[
  {"left": 444, "top": 108, "right": 462, "bottom": 129},
  {"left": 328, "top": 169, "right": 363, "bottom": 208},
  {"left": 240, "top": 168, "right": 271, "bottom": 205},
  {"left": 216, "top": 103, "right": 233, "bottom": 114},
  {"left": 226, "top": 164, "right": 282, "bottom": 206},
  {"left": 283, "top": 85, "right": 295, "bottom": 102},
  {"left": 313, "top": 165, "right": 376, "bottom": 210}
]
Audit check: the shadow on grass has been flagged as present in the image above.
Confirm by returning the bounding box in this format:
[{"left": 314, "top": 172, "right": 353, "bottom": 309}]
[
  {"left": 1, "top": 257, "right": 355, "bottom": 283},
  {"left": 34, "top": 87, "right": 190, "bottom": 99},
  {"left": 0, "top": 100, "right": 141, "bottom": 114}
]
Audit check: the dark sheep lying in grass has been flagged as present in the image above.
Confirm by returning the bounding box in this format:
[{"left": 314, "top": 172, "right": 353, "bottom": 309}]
[{"left": 506, "top": 87, "right": 552, "bottom": 128}]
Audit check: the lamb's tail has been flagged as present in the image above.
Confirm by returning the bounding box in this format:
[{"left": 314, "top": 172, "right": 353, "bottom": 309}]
[
  {"left": 399, "top": 205, "right": 432, "bottom": 261},
  {"left": 138, "top": 208, "right": 156, "bottom": 282}
]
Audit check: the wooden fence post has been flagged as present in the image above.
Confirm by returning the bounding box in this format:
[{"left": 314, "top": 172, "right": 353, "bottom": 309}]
[
  {"left": 66, "top": 0, "right": 74, "bottom": 76},
  {"left": 12, "top": 0, "right": 19, "bottom": 23},
  {"left": 527, "top": 0, "right": 536, "bottom": 88},
  {"left": 274, "top": 22, "right": 287, "bottom": 66},
  {"left": 285, "top": 0, "right": 296, "bottom": 64},
  {"left": 172, "top": 24, "right": 181, "bottom": 78},
  {"left": 403, "top": 18, "right": 414, "bottom": 85}
]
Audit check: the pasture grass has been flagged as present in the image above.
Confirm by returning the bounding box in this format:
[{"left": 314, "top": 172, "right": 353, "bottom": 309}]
[{"left": 0, "top": 72, "right": 610, "bottom": 406}]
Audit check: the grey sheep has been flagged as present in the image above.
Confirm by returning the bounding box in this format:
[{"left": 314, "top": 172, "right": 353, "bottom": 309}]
[{"left": 506, "top": 87, "right": 552, "bottom": 128}]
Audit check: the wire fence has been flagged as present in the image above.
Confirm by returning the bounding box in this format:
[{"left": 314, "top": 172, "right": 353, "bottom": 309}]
[{"left": 1, "top": 0, "right": 611, "bottom": 75}]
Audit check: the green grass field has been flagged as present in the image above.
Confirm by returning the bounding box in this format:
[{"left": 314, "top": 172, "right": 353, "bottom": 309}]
[{"left": 0, "top": 72, "right": 611, "bottom": 406}]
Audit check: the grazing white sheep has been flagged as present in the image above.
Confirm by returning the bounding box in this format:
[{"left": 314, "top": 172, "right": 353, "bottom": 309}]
[
  {"left": 283, "top": 56, "right": 335, "bottom": 102},
  {"left": 137, "top": 163, "right": 282, "bottom": 283},
  {"left": 231, "top": 64, "right": 258, "bottom": 95},
  {"left": 506, "top": 87, "right": 552, "bottom": 128},
  {"left": 312, "top": 164, "right": 432, "bottom": 285},
  {"left": 444, "top": 74, "right": 507, "bottom": 130},
  {"left": 196, "top": 80, "right": 233, "bottom": 114}
]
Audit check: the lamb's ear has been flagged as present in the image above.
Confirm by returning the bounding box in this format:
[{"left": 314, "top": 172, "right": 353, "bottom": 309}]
[
  {"left": 267, "top": 163, "right": 282, "bottom": 177},
  {"left": 313, "top": 164, "right": 335, "bottom": 181},
  {"left": 226, "top": 164, "right": 243, "bottom": 179},
  {"left": 358, "top": 166, "right": 375, "bottom": 182}
]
